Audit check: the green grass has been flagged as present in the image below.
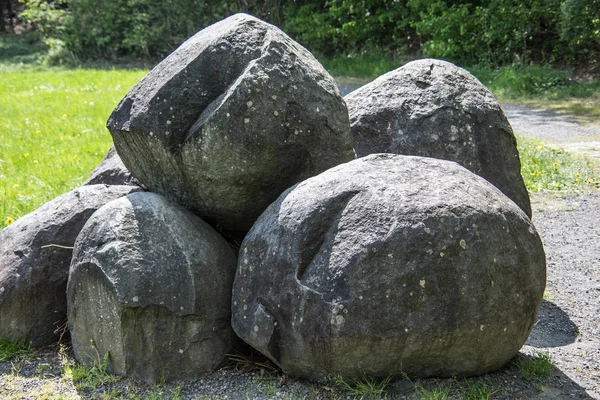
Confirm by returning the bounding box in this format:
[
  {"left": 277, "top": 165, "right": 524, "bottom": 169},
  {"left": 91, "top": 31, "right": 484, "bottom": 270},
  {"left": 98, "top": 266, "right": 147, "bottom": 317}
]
[
  {"left": 0, "top": 65, "right": 146, "bottom": 228},
  {"left": 333, "top": 374, "right": 393, "bottom": 397},
  {"left": 60, "top": 347, "right": 119, "bottom": 390},
  {"left": 519, "top": 352, "right": 554, "bottom": 382},
  {"left": 516, "top": 135, "right": 600, "bottom": 193},
  {"left": 0, "top": 338, "right": 32, "bottom": 362},
  {"left": 460, "top": 381, "right": 496, "bottom": 400},
  {"left": 467, "top": 64, "right": 600, "bottom": 122},
  {"left": 318, "top": 53, "right": 402, "bottom": 79}
]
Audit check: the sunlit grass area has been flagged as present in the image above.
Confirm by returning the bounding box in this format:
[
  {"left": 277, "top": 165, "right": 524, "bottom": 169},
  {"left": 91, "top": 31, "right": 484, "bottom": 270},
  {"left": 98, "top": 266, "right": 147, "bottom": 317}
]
[
  {"left": 517, "top": 135, "right": 599, "bottom": 193},
  {"left": 0, "top": 68, "right": 147, "bottom": 227}
]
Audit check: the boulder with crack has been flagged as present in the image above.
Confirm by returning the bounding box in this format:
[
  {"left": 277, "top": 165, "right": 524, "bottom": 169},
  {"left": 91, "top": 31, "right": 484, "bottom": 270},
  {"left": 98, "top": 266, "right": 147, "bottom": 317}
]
[
  {"left": 107, "top": 13, "right": 354, "bottom": 232},
  {"left": 67, "top": 192, "right": 238, "bottom": 383},
  {"left": 345, "top": 59, "right": 531, "bottom": 217},
  {"left": 232, "top": 154, "right": 546, "bottom": 380},
  {"left": 0, "top": 185, "right": 142, "bottom": 347}
]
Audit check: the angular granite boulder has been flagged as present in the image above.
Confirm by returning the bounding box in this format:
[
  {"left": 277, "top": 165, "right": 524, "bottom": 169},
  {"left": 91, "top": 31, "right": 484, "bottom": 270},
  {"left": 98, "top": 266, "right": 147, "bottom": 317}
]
[
  {"left": 107, "top": 13, "right": 354, "bottom": 232},
  {"left": 67, "top": 192, "right": 237, "bottom": 383},
  {"left": 345, "top": 59, "right": 531, "bottom": 217},
  {"left": 0, "top": 185, "right": 142, "bottom": 347}
]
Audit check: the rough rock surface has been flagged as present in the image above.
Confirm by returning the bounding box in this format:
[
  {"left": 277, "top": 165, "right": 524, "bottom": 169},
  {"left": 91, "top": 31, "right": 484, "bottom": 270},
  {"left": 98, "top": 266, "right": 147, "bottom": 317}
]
[
  {"left": 0, "top": 185, "right": 142, "bottom": 347},
  {"left": 84, "top": 146, "right": 135, "bottom": 186},
  {"left": 107, "top": 13, "right": 354, "bottom": 232},
  {"left": 345, "top": 59, "right": 531, "bottom": 217},
  {"left": 232, "top": 154, "right": 546, "bottom": 380},
  {"left": 67, "top": 192, "right": 238, "bottom": 383}
]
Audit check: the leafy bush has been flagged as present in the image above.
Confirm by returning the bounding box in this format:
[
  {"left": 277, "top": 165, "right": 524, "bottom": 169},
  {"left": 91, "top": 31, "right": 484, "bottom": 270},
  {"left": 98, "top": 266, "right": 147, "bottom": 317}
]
[{"left": 560, "top": 0, "right": 600, "bottom": 62}]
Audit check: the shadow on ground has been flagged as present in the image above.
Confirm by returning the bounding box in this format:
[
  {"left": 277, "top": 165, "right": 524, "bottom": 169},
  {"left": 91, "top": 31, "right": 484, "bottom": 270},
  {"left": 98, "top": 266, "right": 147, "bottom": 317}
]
[{"left": 526, "top": 300, "right": 579, "bottom": 348}]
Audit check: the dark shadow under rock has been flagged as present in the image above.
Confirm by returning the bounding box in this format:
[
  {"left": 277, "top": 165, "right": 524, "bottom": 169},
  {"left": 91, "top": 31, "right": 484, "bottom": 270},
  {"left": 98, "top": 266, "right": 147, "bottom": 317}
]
[{"left": 526, "top": 300, "right": 579, "bottom": 348}]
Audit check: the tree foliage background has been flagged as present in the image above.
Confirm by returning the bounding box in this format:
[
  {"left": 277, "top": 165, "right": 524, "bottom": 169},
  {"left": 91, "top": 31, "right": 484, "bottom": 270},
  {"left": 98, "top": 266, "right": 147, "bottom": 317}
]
[{"left": 16, "top": 0, "right": 600, "bottom": 68}]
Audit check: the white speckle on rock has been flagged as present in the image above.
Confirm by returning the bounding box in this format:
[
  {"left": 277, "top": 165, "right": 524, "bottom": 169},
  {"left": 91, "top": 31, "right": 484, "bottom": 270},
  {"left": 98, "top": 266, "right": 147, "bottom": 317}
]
[
  {"left": 480, "top": 324, "right": 485, "bottom": 331},
  {"left": 180, "top": 306, "right": 184, "bottom": 310},
  {"left": 253, "top": 325, "right": 259, "bottom": 332},
  {"left": 294, "top": 129, "right": 299, "bottom": 135},
  {"left": 459, "top": 239, "right": 466, "bottom": 249},
  {"left": 132, "top": 296, "right": 138, "bottom": 302},
  {"left": 440, "top": 252, "right": 445, "bottom": 257},
  {"left": 272, "top": 95, "right": 277, "bottom": 100},
  {"left": 247, "top": 101, "right": 253, "bottom": 108},
  {"left": 244, "top": 118, "right": 250, "bottom": 124},
  {"left": 166, "top": 120, "right": 171, "bottom": 125},
  {"left": 335, "top": 315, "right": 345, "bottom": 325},
  {"left": 358, "top": 295, "right": 363, "bottom": 300},
  {"left": 387, "top": 253, "right": 393, "bottom": 258},
  {"left": 243, "top": 304, "right": 247, "bottom": 310},
  {"left": 274, "top": 111, "right": 279, "bottom": 116},
  {"left": 0, "top": 287, "right": 4, "bottom": 293},
  {"left": 419, "top": 280, "right": 426, "bottom": 288},
  {"left": 179, "top": 349, "right": 183, "bottom": 354},
  {"left": 227, "top": 113, "right": 230, "bottom": 117},
  {"left": 426, "top": 249, "right": 433, "bottom": 255}
]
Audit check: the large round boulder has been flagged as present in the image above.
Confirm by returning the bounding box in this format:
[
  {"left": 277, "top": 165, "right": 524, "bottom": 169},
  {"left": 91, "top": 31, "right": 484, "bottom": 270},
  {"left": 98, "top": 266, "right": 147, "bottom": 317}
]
[
  {"left": 67, "top": 192, "right": 238, "bottom": 383},
  {"left": 0, "top": 185, "right": 142, "bottom": 347},
  {"left": 107, "top": 13, "right": 354, "bottom": 232},
  {"left": 232, "top": 154, "right": 546, "bottom": 380},
  {"left": 345, "top": 59, "right": 531, "bottom": 217}
]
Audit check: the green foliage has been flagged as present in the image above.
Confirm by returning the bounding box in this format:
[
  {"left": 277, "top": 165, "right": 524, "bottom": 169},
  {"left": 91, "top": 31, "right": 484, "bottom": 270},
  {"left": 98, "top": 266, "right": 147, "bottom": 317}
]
[
  {"left": 318, "top": 52, "right": 400, "bottom": 78},
  {"left": 517, "top": 136, "right": 600, "bottom": 193},
  {"left": 0, "top": 338, "right": 32, "bottom": 362},
  {"left": 519, "top": 352, "right": 554, "bottom": 381},
  {"left": 16, "top": 0, "right": 600, "bottom": 68},
  {"left": 468, "top": 65, "right": 571, "bottom": 98},
  {"left": 333, "top": 374, "right": 393, "bottom": 397},
  {"left": 560, "top": 0, "right": 600, "bottom": 61}
]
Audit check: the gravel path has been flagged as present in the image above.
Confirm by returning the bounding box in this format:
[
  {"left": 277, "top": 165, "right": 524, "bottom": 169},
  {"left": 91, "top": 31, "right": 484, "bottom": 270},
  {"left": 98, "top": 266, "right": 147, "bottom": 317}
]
[{"left": 501, "top": 104, "right": 600, "bottom": 160}]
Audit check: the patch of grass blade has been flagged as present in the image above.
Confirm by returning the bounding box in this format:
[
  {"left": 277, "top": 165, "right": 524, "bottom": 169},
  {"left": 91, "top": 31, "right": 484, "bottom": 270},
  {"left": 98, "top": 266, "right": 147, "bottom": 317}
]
[
  {"left": 517, "top": 135, "right": 600, "bottom": 193},
  {"left": 334, "top": 374, "right": 393, "bottom": 398},
  {"left": 61, "top": 347, "right": 119, "bottom": 390},
  {"left": 0, "top": 338, "right": 32, "bottom": 362},
  {"left": 461, "top": 380, "right": 496, "bottom": 400},
  {"left": 415, "top": 384, "right": 451, "bottom": 400},
  {"left": 519, "top": 352, "right": 553, "bottom": 382}
]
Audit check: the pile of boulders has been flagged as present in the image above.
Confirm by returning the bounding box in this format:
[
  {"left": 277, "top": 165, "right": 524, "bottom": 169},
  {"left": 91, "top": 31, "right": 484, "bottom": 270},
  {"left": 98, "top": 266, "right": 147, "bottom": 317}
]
[{"left": 0, "top": 13, "right": 545, "bottom": 384}]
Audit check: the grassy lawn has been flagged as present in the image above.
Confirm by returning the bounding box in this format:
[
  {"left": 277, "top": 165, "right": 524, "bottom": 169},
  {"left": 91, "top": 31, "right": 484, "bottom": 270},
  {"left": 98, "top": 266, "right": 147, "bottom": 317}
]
[
  {"left": 0, "top": 67, "right": 146, "bottom": 227},
  {"left": 1, "top": 34, "right": 599, "bottom": 229}
]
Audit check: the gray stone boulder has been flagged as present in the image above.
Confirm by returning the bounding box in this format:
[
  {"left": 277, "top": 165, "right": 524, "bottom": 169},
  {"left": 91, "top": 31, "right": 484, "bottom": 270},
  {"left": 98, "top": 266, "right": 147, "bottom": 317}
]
[
  {"left": 67, "top": 192, "right": 238, "bottom": 383},
  {"left": 107, "top": 13, "right": 354, "bottom": 232},
  {"left": 345, "top": 59, "right": 531, "bottom": 217},
  {"left": 84, "top": 146, "right": 135, "bottom": 186},
  {"left": 0, "top": 185, "right": 142, "bottom": 347},
  {"left": 232, "top": 154, "right": 546, "bottom": 380}
]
